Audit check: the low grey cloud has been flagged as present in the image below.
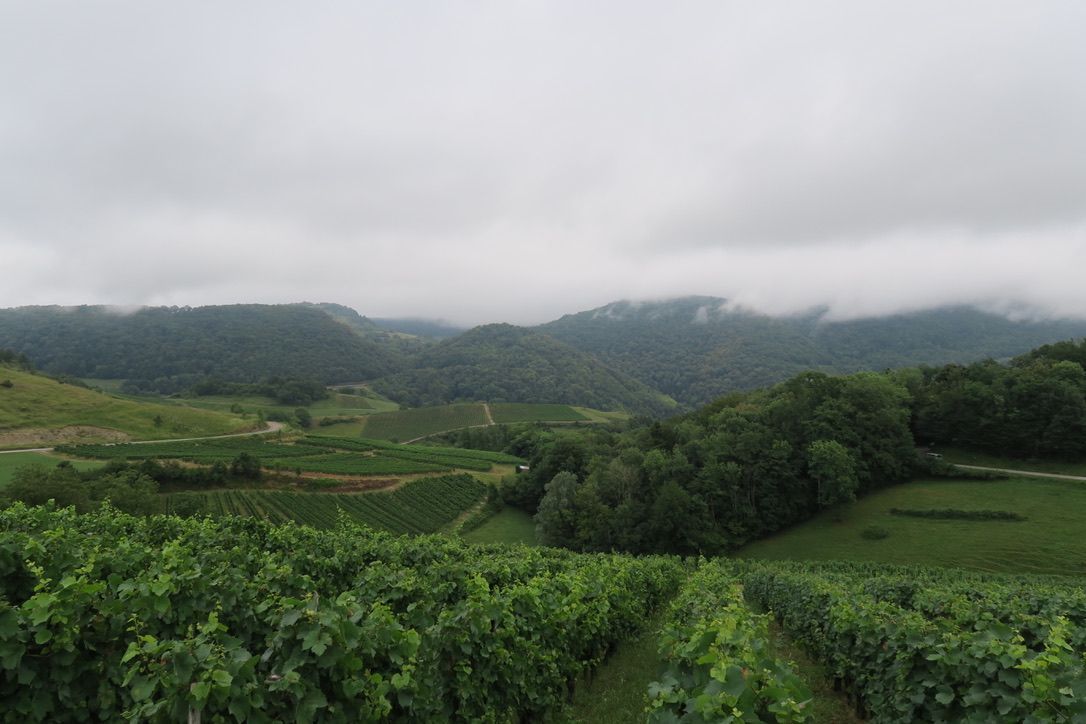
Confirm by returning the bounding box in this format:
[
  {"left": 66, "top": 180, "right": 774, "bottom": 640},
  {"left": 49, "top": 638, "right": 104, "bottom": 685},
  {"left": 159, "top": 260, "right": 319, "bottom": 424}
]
[{"left": 1, "top": 1, "right": 1084, "bottom": 326}]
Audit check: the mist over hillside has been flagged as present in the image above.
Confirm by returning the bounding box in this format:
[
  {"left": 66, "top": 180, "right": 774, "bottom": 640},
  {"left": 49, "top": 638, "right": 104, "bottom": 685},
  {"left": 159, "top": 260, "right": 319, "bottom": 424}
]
[{"left": 3, "top": 298, "right": 1086, "bottom": 412}]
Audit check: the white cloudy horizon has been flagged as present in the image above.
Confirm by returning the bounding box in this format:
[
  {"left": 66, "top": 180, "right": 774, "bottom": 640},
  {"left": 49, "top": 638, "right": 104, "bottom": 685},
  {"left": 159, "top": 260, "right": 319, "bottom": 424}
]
[{"left": 2, "top": 1, "right": 1084, "bottom": 327}]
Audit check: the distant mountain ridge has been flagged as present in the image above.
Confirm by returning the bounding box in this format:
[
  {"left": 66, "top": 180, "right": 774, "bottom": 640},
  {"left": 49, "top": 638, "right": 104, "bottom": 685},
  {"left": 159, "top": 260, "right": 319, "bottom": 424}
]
[
  {"left": 539, "top": 296, "right": 1086, "bottom": 405},
  {"left": 4, "top": 298, "right": 1086, "bottom": 414}
]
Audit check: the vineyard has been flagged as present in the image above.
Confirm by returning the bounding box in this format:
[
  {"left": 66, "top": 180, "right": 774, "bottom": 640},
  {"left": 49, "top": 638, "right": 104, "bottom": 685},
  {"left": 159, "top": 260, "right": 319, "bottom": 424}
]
[
  {"left": 3, "top": 501, "right": 1086, "bottom": 721},
  {"left": 0, "top": 503, "right": 682, "bottom": 722},
  {"left": 165, "top": 474, "right": 487, "bottom": 533},
  {"left": 357, "top": 402, "right": 609, "bottom": 441},
  {"left": 359, "top": 404, "right": 489, "bottom": 441},
  {"left": 643, "top": 558, "right": 1086, "bottom": 722},
  {"left": 489, "top": 403, "right": 587, "bottom": 423},
  {"left": 57, "top": 435, "right": 523, "bottom": 477}
]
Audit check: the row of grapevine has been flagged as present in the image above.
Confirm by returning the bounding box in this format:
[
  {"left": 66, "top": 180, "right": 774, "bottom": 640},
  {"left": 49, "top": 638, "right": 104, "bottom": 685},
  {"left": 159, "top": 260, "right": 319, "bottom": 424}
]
[
  {"left": 166, "top": 475, "right": 487, "bottom": 533},
  {"left": 0, "top": 503, "right": 682, "bottom": 722},
  {"left": 300, "top": 436, "right": 524, "bottom": 465},
  {"left": 56, "top": 437, "right": 314, "bottom": 461},
  {"left": 266, "top": 453, "right": 450, "bottom": 476},
  {"left": 647, "top": 560, "right": 812, "bottom": 722},
  {"left": 740, "top": 561, "right": 1086, "bottom": 721},
  {"left": 61, "top": 437, "right": 510, "bottom": 476}
]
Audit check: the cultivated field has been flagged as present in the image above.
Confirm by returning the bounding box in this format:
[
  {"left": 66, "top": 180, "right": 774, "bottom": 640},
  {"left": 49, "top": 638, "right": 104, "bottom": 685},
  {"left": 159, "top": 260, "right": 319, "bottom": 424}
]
[
  {"left": 60, "top": 435, "right": 523, "bottom": 477},
  {"left": 358, "top": 402, "right": 622, "bottom": 441},
  {"left": 358, "top": 404, "right": 489, "bottom": 441},
  {"left": 489, "top": 403, "right": 587, "bottom": 423},
  {"left": 165, "top": 474, "right": 487, "bottom": 532}
]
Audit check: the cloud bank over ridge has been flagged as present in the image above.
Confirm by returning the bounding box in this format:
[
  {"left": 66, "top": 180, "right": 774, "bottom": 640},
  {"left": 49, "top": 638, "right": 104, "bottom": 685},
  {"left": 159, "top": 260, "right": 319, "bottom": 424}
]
[{"left": 1, "top": 2, "right": 1084, "bottom": 325}]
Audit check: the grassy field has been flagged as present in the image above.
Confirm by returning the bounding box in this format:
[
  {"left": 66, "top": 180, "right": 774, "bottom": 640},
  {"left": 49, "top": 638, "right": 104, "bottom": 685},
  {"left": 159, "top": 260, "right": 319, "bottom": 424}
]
[
  {"left": 0, "top": 452, "right": 104, "bottom": 489},
  {"left": 489, "top": 403, "right": 587, "bottom": 423},
  {"left": 938, "top": 446, "right": 1086, "bottom": 476},
  {"left": 0, "top": 368, "right": 249, "bottom": 449},
  {"left": 740, "top": 476, "right": 1086, "bottom": 575},
  {"left": 461, "top": 507, "right": 538, "bottom": 545},
  {"left": 83, "top": 379, "right": 401, "bottom": 419}
]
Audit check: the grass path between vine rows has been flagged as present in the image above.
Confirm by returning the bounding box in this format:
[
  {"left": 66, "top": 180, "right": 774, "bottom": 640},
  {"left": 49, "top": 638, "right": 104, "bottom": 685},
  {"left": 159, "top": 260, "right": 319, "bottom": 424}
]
[
  {"left": 763, "top": 618, "right": 865, "bottom": 723},
  {"left": 570, "top": 610, "right": 667, "bottom": 722},
  {"left": 570, "top": 598, "right": 864, "bottom": 723}
]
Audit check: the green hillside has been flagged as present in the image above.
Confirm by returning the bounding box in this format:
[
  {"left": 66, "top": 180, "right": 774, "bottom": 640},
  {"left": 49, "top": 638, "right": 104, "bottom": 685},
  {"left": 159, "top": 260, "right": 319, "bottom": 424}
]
[
  {"left": 540, "top": 297, "right": 1086, "bottom": 405},
  {"left": 0, "top": 303, "right": 406, "bottom": 392},
  {"left": 0, "top": 366, "right": 250, "bottom": 448},
  {"left": 740, "top": 476, "right": 1086, "bottom": 575},
  {"left": 370, "top": 324, "right": 679, "bottom": 417}
]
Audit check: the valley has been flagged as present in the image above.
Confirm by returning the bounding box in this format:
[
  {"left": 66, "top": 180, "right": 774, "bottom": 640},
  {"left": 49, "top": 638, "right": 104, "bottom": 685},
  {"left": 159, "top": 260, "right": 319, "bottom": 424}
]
[{"left": 2, "top": 303, "right": 1086, "bottom": 721}]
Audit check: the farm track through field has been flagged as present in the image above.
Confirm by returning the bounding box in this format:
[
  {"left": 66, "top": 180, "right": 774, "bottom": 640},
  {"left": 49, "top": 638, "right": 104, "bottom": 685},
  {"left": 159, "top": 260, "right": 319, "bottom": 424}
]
[
  {"left": 953, "top": 463, "right": 1086, "bottom": 482},
  {"left": 0, "top": 421, "right": 286, "bottom": 455}
]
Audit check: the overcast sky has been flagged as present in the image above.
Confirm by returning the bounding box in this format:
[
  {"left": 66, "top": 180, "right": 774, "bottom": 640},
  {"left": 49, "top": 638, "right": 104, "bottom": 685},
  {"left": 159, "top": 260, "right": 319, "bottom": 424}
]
[{"left": 2, "top": 2, "right": 1084, "bottom": 325}]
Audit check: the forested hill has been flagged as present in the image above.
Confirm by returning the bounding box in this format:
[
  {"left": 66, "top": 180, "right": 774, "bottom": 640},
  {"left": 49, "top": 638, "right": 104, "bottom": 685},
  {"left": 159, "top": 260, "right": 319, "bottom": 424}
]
[
  {"left": 539, "top": 297, "right": 1086, "bottom": 405},
  {"left": 369, "top": 324, "right": 679, "bottom": 417},
  {"left": 0, "top": 304, "right": 405, "bottom": 391}
]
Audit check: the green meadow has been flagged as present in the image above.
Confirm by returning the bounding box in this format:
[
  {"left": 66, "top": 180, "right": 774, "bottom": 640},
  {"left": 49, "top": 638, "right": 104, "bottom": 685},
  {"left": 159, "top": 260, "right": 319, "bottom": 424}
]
[
  {"left": 740, "top": 476, "right": 1086, "bottom": 575},
  {"left": 0, "top": 368, "right": 248, "bottom": 448}
]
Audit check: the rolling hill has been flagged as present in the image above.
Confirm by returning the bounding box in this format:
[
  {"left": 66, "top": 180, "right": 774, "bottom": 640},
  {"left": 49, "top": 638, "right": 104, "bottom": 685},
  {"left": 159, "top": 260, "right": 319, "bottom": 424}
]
[
  {"left": 0, "top": 364, "right": 249, "bottom": 448},
  {"left": 369, "top": 324, "right": 679, "bottom": 417},
  {"left": 539, "top": 297, "right": 1086, "bottom": 405},
  {"left": 0, "top": 304, "right": 406, "bottom": 392}
]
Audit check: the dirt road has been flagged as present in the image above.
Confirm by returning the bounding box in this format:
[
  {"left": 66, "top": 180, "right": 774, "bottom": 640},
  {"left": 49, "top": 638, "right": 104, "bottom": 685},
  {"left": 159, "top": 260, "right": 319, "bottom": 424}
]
[{"left": 953, "top": 463, "right": 1086, "bottom": 482}]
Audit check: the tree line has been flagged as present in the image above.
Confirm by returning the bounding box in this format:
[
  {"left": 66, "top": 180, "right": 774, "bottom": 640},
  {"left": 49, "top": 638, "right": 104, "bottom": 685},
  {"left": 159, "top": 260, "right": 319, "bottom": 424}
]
[{"left": 498, "top": 341, "right": 1086, "bottom": 555}]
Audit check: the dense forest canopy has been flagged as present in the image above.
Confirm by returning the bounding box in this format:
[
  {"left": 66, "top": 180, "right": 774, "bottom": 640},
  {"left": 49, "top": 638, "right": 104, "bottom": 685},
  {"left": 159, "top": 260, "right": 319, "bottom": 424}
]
[
  {"left": 506, "top": 370, "right": 917, "bottom": 555},
  {"left": 539, "top": 297, "right": 1086, "bottom": 405},
  {"left": 0, "top": 304, "right": 405, "bottom": 391},
  {"left": 369, "top": 324, "right": 679, "bottom": 417},
  {"left": 505, "top": 342, "right": 1086, "bottom": 556},
  {"left": 911, "top": 341, "right": 1086, "bottom": 458}
]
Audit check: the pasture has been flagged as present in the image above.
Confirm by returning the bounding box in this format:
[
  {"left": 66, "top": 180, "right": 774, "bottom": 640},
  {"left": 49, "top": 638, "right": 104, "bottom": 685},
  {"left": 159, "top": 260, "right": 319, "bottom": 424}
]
[
  {"left": 0, "top": 368, "right": 247, "bottom": 448},
  {"left": 461, "top": 507, "right": 538, "bottom": 546},
  {"left": 740, "top": 476, "right": 1086, "bottom": 575}
]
